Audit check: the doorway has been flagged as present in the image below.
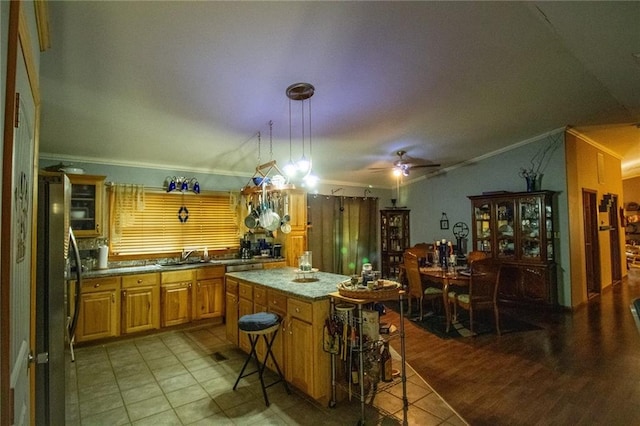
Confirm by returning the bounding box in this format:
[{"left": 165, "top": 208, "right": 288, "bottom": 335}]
[
  {"left": 583, "top": 189, "right": 601, "bottom": 298},
  {"left": 609, "top": 194, "right": 622, "bottom": 284}
]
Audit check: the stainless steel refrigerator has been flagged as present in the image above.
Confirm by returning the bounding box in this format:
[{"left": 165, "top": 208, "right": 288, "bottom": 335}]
[{"left": 35, "top": 172, "right": 82, "bottom": 425}]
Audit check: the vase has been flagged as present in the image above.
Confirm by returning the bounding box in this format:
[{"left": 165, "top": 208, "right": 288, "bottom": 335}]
[{"left": 525, "top": 175, "right": 542, "bottom": 192}]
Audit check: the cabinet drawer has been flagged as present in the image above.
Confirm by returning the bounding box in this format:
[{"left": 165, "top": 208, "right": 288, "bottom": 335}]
[
  {"left": 226, "top": 277, "right": 238, "bottom": 295},
  {"left": 161, "top": 269, "right": 194, "bottom": 283},
  {"left": 288, "top": 298, "right": 312, "bottom": 322},
  {"left": 82, "top": 276, "right": 119, "bottom": 293},
  {"left": 122, "top": 273, "right": 159, "bottom": 288},
  {"left": 196, "top": 265, "right": 225, "bottom": 279},
  {"left": 254, "top": 286, "right": 267, "bottom": 306},
  {"left": 268, "top": 290, "right": 287, "bottom": 313},
  {"left": 238, "top": 282, "right": 253, "bottom": 300}
]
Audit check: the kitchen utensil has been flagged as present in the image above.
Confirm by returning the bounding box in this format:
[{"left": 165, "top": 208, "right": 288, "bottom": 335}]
[{"left": 280, "top": 194, "right": 291, "bottom": 233}]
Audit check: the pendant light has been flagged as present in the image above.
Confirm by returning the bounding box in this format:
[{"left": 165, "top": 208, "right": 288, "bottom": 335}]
[{"left": 286, "top": 82, "right": 318, "bottom": 187}]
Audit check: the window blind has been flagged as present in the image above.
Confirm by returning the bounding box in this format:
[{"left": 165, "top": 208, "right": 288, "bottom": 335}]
[{"left": 109, "top": 190, "right": 240, "bottom": 257}]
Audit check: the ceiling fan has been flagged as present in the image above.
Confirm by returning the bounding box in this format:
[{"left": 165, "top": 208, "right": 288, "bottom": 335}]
[{"left": 391, "top": 150, "right": 440, "bottom": 177}]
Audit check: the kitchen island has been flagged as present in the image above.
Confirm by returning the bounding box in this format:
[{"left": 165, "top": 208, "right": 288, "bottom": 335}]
[{"left": 225, "top": 267, "right": 350, "bottom": 403}]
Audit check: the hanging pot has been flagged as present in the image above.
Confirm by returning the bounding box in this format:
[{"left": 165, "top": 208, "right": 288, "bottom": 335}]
[
  {"left": 244, "top": 202, "right": 258, "bottom": 228},
  {"left": 281, "top": 194, "right": 291, "bottom": 233}
]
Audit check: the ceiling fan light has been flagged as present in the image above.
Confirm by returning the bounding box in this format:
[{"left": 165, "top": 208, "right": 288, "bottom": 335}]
[
  {"left": 392, "top": 168, "right": 402, "bottom": 177},
  {"left": 402, "top": 166, "right": 409, "bottom": 177}
]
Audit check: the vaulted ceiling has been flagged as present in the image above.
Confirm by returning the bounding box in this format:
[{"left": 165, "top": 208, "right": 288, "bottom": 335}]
[{"left": 39, "top": 1, "right": 640, "bottom": 188}]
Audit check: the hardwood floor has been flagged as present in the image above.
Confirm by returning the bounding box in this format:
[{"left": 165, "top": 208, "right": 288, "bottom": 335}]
[{"left": 386, "top": 276, "right": 640, "bottom": 425}]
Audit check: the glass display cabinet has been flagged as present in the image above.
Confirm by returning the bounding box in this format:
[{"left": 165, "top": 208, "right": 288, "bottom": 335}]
[
  {"left": 380, "top": 209, "right": 410, "bottom": 279},
  {"left": 469, "top": 191, "right": 556, "bottom": 307}
]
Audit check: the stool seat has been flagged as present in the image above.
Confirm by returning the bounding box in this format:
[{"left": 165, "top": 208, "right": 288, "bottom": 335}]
[
  {"left": 233, "top": 312, "right": 290, "bottom": 406},
  {"left": 239, "top": 312, "right": 280, "bottom": 333}
]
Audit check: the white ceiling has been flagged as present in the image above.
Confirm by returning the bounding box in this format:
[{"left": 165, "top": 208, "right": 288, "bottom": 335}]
[{"left": 39, "top": 1, "right": 640, "bottom": 188}]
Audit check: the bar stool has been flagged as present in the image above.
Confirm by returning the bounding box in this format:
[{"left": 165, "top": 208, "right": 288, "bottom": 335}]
[{"left": 233, "top": 312, "right": 290, "bottom": 406}]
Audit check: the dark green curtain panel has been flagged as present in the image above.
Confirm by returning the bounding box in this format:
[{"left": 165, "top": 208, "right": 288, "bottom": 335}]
[{"left": 307, "top": 195, "right": 378, "bottom": 276}]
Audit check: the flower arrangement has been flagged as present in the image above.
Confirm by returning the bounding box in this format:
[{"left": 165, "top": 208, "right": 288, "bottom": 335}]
[{"left": 518, "top": 133, "right": 562, "bottom": 190}]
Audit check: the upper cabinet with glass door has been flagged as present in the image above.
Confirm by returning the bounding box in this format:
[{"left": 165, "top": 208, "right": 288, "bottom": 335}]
[
  {"left": 472, "top": 201, "right": 492, "bottom": 254},
  {"left": 68, "top": 174, "right": 106, "bottom": 237}
]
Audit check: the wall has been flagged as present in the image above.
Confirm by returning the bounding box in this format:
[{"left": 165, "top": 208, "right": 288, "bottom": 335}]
[
  {"left": 404, "top": 130, "right": 572, "bottom": 306},
  {"left": 565, "top": 130, "right": 625, "bottom": 306},
  {"left": 623, "top": 176, "right": 640, "bottom": 207}
]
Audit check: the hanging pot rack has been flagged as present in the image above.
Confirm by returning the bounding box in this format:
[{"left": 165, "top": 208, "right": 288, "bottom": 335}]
[{"left": 240, "top": 160, "right": 295, "bottom": 196}]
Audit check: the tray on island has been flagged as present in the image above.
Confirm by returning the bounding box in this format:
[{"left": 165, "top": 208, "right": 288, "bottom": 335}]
[{"left": 337, "top": 280, "right": 401, "bottom": 301}]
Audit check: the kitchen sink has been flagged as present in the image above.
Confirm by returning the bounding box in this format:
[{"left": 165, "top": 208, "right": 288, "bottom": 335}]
[{"left": 158, "top": 260, "right": 222, "bottom": 267}]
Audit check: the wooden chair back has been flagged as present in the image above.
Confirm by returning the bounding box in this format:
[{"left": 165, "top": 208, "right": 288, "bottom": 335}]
[
  {"left": 405, "top": 243, "right": 435, "bottom": 264},
  {"left": 469, "top": 257, "right": 501, "bottom": 304},
  {"left": 404, "top": 252, "right": 424, "bottom": 301},
  {"left": 467, "top": 250, "right": 489, "bottom": 265}
]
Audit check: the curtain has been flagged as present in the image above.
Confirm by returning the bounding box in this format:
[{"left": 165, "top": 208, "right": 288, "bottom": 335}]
[
  {"left": 308, "top": 195, "right": 378, "bottom": 276},
  {"left": 110, "top": 184, "right": 145, "bottom": 243}
]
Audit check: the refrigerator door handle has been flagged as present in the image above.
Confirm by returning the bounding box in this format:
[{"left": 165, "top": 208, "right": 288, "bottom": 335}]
[{"left": 68, "top": 228, "right": 82, "bottom": 341}]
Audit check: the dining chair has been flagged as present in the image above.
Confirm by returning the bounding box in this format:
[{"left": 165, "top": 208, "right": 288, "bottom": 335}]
[
  {"left": 446, "top": 251, "right": 488, "bottom": 317},
  {"left": 466, "top": 250, "right": 488, "bottom": 265},
  {"left": 450, "top": 257, "right": 502, "bottom": 335},
  {"left": 404, "top": 251, "right": 442, "bottom": 320}
]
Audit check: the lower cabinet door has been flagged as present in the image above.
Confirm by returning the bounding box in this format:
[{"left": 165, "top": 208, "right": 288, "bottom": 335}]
[
  {"left": 77, "top": 290, "right": 118, "bottom": 342},
  {"left": 225, "top": 292, "right": 238, "bottom": 346},
  {"left": 122, "top": 286, "right": 159, "bottom": 334},
  {"left": 161, "top": 282, "right": 192, "bottom": 327},
  {"left": 286, "top": 316, "right": 313, "bottom": 394},
  {"left": 238, "top": 297, "right": 253, "bottom": 353},
  {"left": 194, "top": 278, "right": 224, "bottom": 320}
]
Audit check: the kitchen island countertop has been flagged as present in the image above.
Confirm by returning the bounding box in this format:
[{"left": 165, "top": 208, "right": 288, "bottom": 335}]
[{"left": 226, "top": 267, "right": 350, "bottom": 301}]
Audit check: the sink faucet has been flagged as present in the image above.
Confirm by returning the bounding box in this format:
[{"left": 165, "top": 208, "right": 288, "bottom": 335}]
[{"left": 181, "top": 249, "right": 195, "bottom": 262}]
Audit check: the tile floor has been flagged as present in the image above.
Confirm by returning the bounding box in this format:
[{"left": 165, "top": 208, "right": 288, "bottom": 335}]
[{"left": 65, "top": 323, "right": 466, "bottom": 425}]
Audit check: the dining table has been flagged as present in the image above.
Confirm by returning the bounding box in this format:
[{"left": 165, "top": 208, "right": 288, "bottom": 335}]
[{"left": 418, "top": 266, "right": 471, "bottom": 332}]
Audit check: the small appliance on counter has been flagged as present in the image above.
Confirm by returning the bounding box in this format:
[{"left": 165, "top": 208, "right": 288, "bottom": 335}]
[{"left": 272, "top": 243, "right": 282, "bottom": 258}]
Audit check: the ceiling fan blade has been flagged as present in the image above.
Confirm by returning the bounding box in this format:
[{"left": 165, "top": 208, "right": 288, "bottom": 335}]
[{"left": 411, "top": 163, "right": 441, "bottom": 169}]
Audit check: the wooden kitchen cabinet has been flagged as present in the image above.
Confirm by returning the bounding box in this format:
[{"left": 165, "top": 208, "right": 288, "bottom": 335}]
[
  {"left": 160, "top": 270, "right": 193, "bottom": 327},
  {"left": 469, "top": 191, "right": 557, "bottom": 307},
  {"left": 286, "top": 298, "right": 314, "bottom": 394},
  {"left": 224, "top": 275, "right": 331, "bottom": 401},
  {"left": 68, "top": 174, "right": 106, "bottom": 238},
  {"left": 265, "top": 290, "right": 287, "bottom": 373},
  {"left": 194, "top": 265, "right": 225, "bottom": 320},
  {"left": 225, "top": 277, "right": 239, "bottom": 346},
  {"left": 237, "top": 281, "right": 254, "bottom": 353},
  {"left": 277, "top": 190, "right": 308, "bottom": 267},
  {"left": 121, "top": 273, "right": 160, "bottom": 334},
  {"left": 74, "top": 276, "right": 120, "bottom": 342}
]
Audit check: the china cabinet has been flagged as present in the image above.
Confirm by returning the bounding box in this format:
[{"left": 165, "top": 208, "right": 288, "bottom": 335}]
[
  {"left": 68, "top": 174, "right": 106, "bottom": 237},
  {"left": 380, "top": 209, "right": 410, "bottom": 279},
  {"left": 469, "top": 191, "right": 557, "bottom": 307}
]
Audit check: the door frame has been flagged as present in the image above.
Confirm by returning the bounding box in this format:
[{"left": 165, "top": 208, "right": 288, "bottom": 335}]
[
  {"left": 2, "top": 2, "right": 45, "bottom": 424},
  {"left": 582, "top": 189, "right": 601, "bottom": 298},
  {"left": 608, "top": 194, "right": 622, "bottom": 284}
]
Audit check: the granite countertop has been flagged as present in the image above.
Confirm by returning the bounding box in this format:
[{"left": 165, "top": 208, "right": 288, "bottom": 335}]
[
  {"left": 226, "top": 267, "right": 351, "bottom": 301},
  {"left": 76, "top": 257, "right": 286, "bottom": 279}
]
